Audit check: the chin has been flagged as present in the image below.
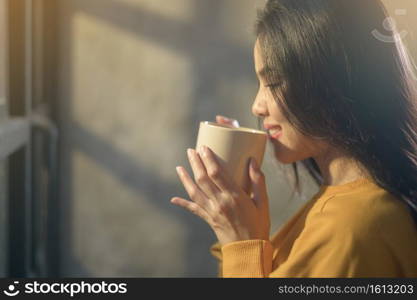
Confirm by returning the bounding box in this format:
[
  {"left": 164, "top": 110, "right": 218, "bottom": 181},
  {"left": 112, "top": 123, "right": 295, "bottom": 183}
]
[
  {"left": 272, "top": 145, "right": 307, "bottom": 164},
  {"left": 270, "top": 139, "right": 306, "bottom": 164},
  {"left": 274, "top": 152, "right": 298, "bottom": 164}
]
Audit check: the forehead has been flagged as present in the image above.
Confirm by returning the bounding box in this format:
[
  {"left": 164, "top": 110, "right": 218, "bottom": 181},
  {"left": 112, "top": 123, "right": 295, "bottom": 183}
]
[{"left": 254, "top": 40, "right": 265, "bottom": 73}]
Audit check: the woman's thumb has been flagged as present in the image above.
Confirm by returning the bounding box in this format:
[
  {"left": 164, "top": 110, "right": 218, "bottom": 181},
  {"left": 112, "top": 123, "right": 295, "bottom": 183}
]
[{"left": 249, "top": 158, "right": 268, "bottom": 208}]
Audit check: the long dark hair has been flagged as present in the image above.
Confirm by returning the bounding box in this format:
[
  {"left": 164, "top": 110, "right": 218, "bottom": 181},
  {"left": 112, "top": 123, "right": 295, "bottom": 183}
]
[{"left": 255, "top": 0, "right": 417, "bottom": 224}]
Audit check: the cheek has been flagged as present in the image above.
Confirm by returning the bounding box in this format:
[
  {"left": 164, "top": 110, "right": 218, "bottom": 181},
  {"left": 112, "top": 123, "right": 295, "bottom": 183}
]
[
  {"left": 267, "top": 97, "right": 288, "bottom": 124},
  {"left": 270, "top": 126, "right": 319, "bottom": 164}
]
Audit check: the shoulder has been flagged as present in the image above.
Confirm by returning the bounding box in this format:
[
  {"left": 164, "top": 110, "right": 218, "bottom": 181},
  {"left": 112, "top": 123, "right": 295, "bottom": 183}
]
[{"left": 312, "top": 187, "right": 414, "bottom": 238}]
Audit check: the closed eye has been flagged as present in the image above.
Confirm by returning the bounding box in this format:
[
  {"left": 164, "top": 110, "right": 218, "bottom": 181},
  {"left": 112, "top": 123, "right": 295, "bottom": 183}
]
[{"left": 265, "top": 82, "right": 282, "bottom": 88}]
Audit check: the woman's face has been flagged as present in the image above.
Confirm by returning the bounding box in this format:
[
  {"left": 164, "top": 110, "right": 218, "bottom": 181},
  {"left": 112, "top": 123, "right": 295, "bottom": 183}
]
[{"left": 252, "top": 39, "right": 327, "bottom": 164}]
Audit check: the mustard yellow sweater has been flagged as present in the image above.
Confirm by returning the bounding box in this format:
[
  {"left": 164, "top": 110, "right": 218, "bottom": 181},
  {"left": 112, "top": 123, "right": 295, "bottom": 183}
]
[{"left": 210, "top": 178, "right": 417, "bottom": 277}]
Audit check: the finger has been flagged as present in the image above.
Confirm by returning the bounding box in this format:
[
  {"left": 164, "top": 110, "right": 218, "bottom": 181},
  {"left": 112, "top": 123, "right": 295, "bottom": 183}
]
[
  {"left": 231, "top": 119, "right": 240, "bottom": 128},
  {"left": 215, "top": 115, "right": 239, "bottom": 128},
  {"left": 170, "top": 197, "right": 211, "bottom": 223},
  {"left": 175, "top": 166, "right": 209, "bottom": 210},
  {"left": 198, "top": 145, "right": 240, "bottom": 197},
  {"left": 187, "top": 148, "right": 221, "bottom": 200},
  {"left": 216, "top": 115, "right": 233, "bottom": 125},
  {"left": 249, "top": 158, "right": 269, "bottom": 210}
]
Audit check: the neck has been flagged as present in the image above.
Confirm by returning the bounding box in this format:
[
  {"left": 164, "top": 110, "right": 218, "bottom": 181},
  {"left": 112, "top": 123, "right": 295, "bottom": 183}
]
[{"left": 313, "top": 147, "right": 370, "bottom": 186}]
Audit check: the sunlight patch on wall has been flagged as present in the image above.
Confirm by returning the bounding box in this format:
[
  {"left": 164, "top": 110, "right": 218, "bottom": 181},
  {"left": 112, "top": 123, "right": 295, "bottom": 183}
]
[
  {"left": 69, "top": 11, "right": 193, "bottom": 182},
  {"left": 117, "top": 0, "right": 195, "bottom": 23},
  {"left": 70, "top": 149, "right": 187, "bottom": 276}
]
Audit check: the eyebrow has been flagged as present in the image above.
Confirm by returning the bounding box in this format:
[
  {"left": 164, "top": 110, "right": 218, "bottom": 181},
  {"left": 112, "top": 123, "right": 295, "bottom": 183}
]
[
  {"left": 256, "top": 67, "right": 282, "bottom": 85},
  {"left": 254, "top": 67, "right": 280, "bottom": 79}
]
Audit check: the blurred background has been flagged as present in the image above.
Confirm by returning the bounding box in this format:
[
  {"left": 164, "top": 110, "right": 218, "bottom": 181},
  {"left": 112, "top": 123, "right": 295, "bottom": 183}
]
[{"left": 0, "top": 0, "right": 416, "bottom": 277}]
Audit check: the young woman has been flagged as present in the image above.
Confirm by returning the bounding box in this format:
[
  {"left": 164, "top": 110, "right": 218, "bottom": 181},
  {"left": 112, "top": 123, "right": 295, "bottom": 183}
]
[{"left": 171, "top": 0, "right": 417, "bottom": 277}]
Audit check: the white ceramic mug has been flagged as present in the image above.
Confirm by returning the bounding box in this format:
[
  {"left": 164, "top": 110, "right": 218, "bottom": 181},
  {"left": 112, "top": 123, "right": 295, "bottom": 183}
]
[{"left": 195, "top": 121, "right": 267, "bottom": 195}]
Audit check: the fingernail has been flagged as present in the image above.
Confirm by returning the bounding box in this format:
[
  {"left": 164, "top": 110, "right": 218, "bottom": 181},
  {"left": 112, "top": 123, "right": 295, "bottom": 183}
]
[
  {"left": 187, "top": 148, "right": 193, "bottom": 157},
  {"left": 176, "top": 166, "right": 182, "bottom": 174},
  {"left": 250, "top": 158, "right": 258, "bottom": 170}
]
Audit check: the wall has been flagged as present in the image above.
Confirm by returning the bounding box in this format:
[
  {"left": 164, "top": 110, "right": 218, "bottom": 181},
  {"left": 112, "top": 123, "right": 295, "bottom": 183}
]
[
  {"left": 54, "top": 0, "right": 417, "bottom": 277},
  {"left": 55, "top": 0, "right": 314, "bottom": 277}
]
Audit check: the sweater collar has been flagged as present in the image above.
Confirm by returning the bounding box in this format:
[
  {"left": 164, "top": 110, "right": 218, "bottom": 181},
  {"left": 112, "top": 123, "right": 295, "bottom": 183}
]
[{"left": 317, "top": 177, "right": 380, "bottom": 198}]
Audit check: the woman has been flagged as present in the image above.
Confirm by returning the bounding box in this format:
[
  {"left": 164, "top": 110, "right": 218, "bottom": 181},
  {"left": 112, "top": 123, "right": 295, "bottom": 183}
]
[{"left": 171, "top": 0, "right": 417, "bottom": 277}]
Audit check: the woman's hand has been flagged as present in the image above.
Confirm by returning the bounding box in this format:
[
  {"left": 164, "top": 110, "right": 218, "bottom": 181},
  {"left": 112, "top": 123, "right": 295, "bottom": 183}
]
[
  {"left": 215, "top": 115, "right": 240, "bottom": 128},
  {"left": 171, "top": 131, "right": 271, "bottom": 246}
]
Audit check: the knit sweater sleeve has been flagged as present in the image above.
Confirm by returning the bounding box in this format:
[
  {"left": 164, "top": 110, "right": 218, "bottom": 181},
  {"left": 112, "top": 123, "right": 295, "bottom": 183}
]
[
  {"left": 218, "top": 219, "right": 375, "bottom": 278},
  {"left": 221, "top": 239, "right": 274, "bottom": 277},
  {"left": 211, "top": 180, "right": 417, "bottom": 278},
  {"left": 218, "top": 197, "right": 410, "bottom": 278},
  {"left": 210, "top": 240, "right": 274, "bottom": 278},
  {"left": 209, "top": 242, "right": 223, "bottom": 277}
]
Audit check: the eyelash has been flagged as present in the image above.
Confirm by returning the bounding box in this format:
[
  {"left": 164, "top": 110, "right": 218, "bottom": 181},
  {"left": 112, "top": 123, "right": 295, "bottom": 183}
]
[
  {"left": 257, "top": 81, "right": 282, "bottom": 89},
  {"left": 265, "top": 83, "right": 281, "bottom": 88}
]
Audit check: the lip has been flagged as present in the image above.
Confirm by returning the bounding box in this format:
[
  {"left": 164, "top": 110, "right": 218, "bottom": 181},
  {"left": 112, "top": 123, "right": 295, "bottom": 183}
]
[
  {"left": 263, "top": 123, "right": 281, "bottom": 130},
  {"left": 268, "top": 130, "right": 282, "bottom": 139},
  {"left": 263, "top": 122, "right": 282, "bottom": 139}
]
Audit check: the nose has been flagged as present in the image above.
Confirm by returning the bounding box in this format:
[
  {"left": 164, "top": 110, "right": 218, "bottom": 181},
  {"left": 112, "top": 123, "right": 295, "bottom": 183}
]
[{"left": 251, "top": 91, "right": 268, "bottom": 117}]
